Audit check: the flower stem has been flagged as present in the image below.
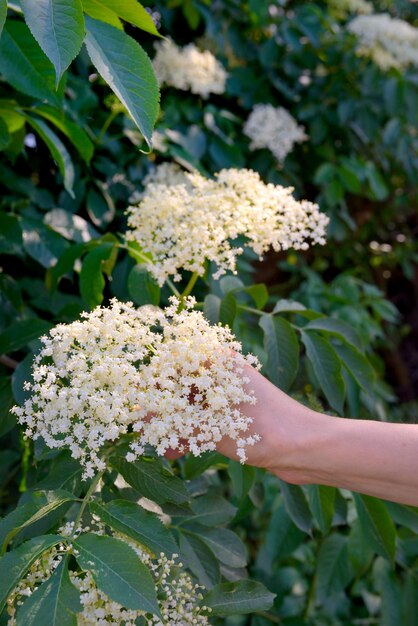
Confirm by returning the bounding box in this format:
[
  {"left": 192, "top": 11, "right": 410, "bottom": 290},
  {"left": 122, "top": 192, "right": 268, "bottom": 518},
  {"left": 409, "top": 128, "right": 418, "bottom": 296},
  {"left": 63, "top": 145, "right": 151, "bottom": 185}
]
[
  {"left": 181, "top": 271, "right": 200, "bottom": 300},
  {"left": 70, "top": 470, "right": 104, "bottom": 539}
]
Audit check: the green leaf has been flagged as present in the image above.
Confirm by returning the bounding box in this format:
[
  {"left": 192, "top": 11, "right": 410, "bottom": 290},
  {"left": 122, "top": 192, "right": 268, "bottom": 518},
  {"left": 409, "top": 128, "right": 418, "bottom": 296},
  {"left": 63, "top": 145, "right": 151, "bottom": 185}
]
[
  {"left": 84, "top": 15, "right": 159, "bottom": 148},
  {"left": 25, "top": 116, "right": 75, "bottom": 197},
  {"left": 0, "top": 490, "right": 75, "bottom": 553},
  {"left": 89, "top": 499, "right": 177, "bottom": 556},
  {"left": 96, "top": 0, "right": 160, "bottom": 36},
  {"left": 0, "top": 535, "right": 63, "bottom": 614},
  {"left": 0, "top": 0, "right": 6, "bottom": 39},
  {"left": 0, "top": 21, "right": 60, "bottom": 105},
  {"left": 260, "top": 502, "right": 304, "bottom": 564},
  {"left": 0, "top": 378, "right": 15, "bottom": 437},
  {"left": 0, "top": 213, "right": 22, "bottom": 256},
  {"left": 365, "top": 161, "right": 389, "bottom": 201},
  {"left": 279, "top": 481, "right": 312, "bottom": 534},
  {"left": 353, "top": 494, "right": 396, "bottom": 562},
  {"left": 203, "top": 294, "right": 221, "bottom": 325},
  {"left": 178, "top": 532, "right": 220, "bottom": 589},
  {"left": 307, "top": 485, "right": 336, "bottom": 535},
  {"left": 15, "top": 556, "right": 81, "bottom": 626},
  {"left": 375, "top": 558, "right": 403, "bottom": 626},
  {"left": 219, "top": 292, "right": 237, "bottom": 328},
  {"left": 333, "top": 342, "right": 375, "bottom": 392},
  {"left": 315, "top": 534, "right": 354, "bottom": 603},
  {"left": 189, "top": 495, "right": 237, "bottom": 527},
  {"left": 86, "top": 187, "right": 115, "bottom": 227},
  {"left": 44, "top": 209, "right": 99, "bottom": 243},
  {"left": 79, "top": 241, "right": 117, "bottom": 308},
  {"left": 128, "top": 265, "right": 160, "bottom": 306},
  {"left": 243, "top": 283, "right": 268, "bottom": 309},
  {"left": 21, "top": 218, "right": 69, "bottom": 269},
  {"left": 46, "top": 242, "right": 86, "bottom": 291},
  {"left": 272, "top": 299, "right": 306, "bottom": 314},
  {"left": 73, "top": 533, "right": 159, "bottom": 614},
  {"left": 301, "top": 330, "right": 345, "bottom": 414},
  {"left": 81, "top": 0, "right": 122, "bottom": 29},
  {"left": 194, "top": 527, "right": 247, "bottom": 568},
  {"left": 227, "top": 460, "right": 256, "bottom": 500},
  {"left": 203, "top": 580, "right": 275, "bottom": 615},
  {"left": 303, "top": 317, "right": 361, "bottom": 350},
  {"left": 0, "top": 318, "right": 52, "bottom": 354},
  {"left": 0, "top": 115, "right": 9, "bottom": 149},
  {"left": 259, "top": 314, "right": 299, "bottom": 392},
  {"left": 32, "top": 105, "right": 94, "bottom": 163},
  {"left": 183, "top": 451, "right": 226, "bottom": 480},
  {"left": 20, "top": 0, "right": 84, "bottom": 84},
  {"left": 111, "top": 456, "right": 189, "bottom": 505}
]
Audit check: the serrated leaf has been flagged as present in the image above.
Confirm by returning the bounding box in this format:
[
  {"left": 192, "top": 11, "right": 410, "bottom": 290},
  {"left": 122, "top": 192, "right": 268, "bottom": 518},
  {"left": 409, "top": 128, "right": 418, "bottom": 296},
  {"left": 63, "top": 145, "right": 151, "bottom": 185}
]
[
  {"left": 259, "top": 314, "right": 299, "bottom": 391},
  {"left": 194, "top": 527, "right": 247, "bottom": 568},
  {"left": 0, "top": 490, "right": 75, "bottom": 553},
  {"left": 219, "top": 292, "right": 237, "bottom": 328},
  {"left": 32, "top": 105, "right": 94, "bottom": 163},
  {"left": 82, "top": 0, "right": 122, "bottom": 29},
  {"left": 15, "top": 555, "right": 81, "bottom": 626},
  {"left": 84, "top": 16, "right": 159, "bottom": 147},
  {"left": 0, "top": 535, "right": 63, "bottom": 614},
  {"left": 73, "top": 533, "right": 159, "bottom": 614},
  {"left": 301, "top": 330, "right": 345, "bottom": 413},
  {"left": 90, "top": 499, "right": 177, "bottom": 556},
  {"left": 315, "top": 534, "right": 354, "bottom": 603},
  {"left": 280, "top": 481, "right": 312, "bottom": 534},
  {"left": 21, "top": 218, "right": 69, "bottom": 269},
  {"left": 203, "top": 580, "right": 275, "bottom": 615},
  {"left": 25, "top": 116, "right": 75, "bottom": 197},
  {"left": 183, "top": 451, "right": 225, "bottom": 479},
  {"left": 128, "top": 265, "right": 160, "bottom": 306},
  {"left": 303, "top": 317, "right": 361, "bottom": 350},
  {"left": 79, "top": 241, "right": 117, "bottom": 308},
  {"left": 353, "top": 494, "right": 396, "bottom": 562},
  {"left": 0, "top": 318, "right": 52, "bottom": 354},
  {"left": 333, "top": 342, "right": 375, "bottom": 391},
  {"left": 178, "top": 532, "right": 220, "bottom": 589},
  {"left": 96, "top": 0, "right": 160, "bottom": 36},
  {"left": 86, "top": 187, "right": 115, "bottom": 227},
  {"left": 307, "top": 485, "right": 335, "bottom": 535},
  {"left": 0, "top": 21, "right": 60, "bottom": 105},
  {"left": 189, "top": 495, "right": 237, "bottom": 526},
  {"left": 20, "top": 0, "right": 84, "bottom": 84},
  {"left": 111, "top": 456, "right": 189, "bottom": 505}
]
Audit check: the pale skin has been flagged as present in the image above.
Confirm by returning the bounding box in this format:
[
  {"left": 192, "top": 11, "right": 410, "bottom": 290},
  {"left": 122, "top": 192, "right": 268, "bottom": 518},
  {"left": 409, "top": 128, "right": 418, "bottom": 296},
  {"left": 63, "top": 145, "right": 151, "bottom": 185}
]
[{"left": 168, "top": 362, "right": 418, "bottom": 507}]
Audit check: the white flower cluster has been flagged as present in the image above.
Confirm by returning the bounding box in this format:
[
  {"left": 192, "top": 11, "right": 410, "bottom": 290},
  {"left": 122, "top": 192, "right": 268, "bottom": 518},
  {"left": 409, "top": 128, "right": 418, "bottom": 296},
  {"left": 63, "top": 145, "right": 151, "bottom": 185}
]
[
  {"left": 12, "top": 298, "right": 259, "bottom": 478},
  {"left": 348, "top": 13, "right": 418, "bottom": 69},
  {"left": 153, "top": 38, "right": 227, "bottom": 98},
  {"left": 127, "top": 167, "right": 328, "bottom": 285},
  {"left": 243, "top": 104, "right": 307, "bottom": 163},
  {"left": 7, "top": 524, "right": 209, "bottom": 626}
]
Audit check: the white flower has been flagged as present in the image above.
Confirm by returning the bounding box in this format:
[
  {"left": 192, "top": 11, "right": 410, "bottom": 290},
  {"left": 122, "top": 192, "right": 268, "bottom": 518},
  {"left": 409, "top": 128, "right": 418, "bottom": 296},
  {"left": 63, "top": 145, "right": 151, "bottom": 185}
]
[
  {"left": 13, "top": 298, "right": 260, "bottom": 477},
  {"left": 127, "top": 167, "right": 328, "bottom": 285},
  {"left": 153, "top": 38, "right": 227, "bottom": 97},
  {"left": 7, "top": 525, "right": 209, "bottom": 626},
  {"left": 348, "top": 13, "right": 418, "bottom": 69},
  {"left": 243, "top": 104, "right": 307, "bottom": 163}
]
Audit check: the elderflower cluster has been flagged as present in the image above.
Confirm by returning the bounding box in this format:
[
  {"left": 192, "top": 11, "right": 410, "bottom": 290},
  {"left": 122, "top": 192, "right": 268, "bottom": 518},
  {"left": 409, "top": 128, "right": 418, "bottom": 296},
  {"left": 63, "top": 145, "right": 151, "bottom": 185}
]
[
  {"left": 243, "top": 104, "right": 307, "bottom": 164},
  {"left": 12, "top": 298, "right": 259, "bottom": 478},
  {"left": 127, "top": 167, "right": 328, "bottom": 285},
  {"left": 348, "top": 13, "right": 418, "bottom": 70},
  {"left": 153, "top": 38, "right": 227, "bottom": 97},
  {"left": 7, "top": 524, "right": 209, "bottom": 626}
]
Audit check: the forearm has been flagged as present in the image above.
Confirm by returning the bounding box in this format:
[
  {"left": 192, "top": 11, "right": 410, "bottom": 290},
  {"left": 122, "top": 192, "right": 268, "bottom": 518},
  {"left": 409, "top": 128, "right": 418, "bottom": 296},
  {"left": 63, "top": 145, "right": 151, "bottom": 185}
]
[{"left": 276, "top": 410, "right": 418, "bottom": 506}]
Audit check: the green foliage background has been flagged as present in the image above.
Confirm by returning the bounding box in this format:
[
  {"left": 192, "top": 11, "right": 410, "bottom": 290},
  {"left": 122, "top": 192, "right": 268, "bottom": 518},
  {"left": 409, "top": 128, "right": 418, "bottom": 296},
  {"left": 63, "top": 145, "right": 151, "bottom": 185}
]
[{"left": 0, "top": 0, "right": 417, "bottom": 624}]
